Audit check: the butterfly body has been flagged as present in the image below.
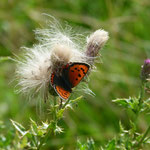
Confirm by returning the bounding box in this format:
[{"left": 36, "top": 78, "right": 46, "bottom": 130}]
[
  {"left": 50, "top": 62, "right": 90, "bottom": 100},
  {"left": 51, "top": 72, "right": 72, "bottom": 92}
]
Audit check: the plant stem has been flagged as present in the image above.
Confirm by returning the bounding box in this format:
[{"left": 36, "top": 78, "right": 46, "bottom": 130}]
[
  {"left": 62, "top": 96, "right": 83, "bottom": 109},
  {"left": 135, "top": 126, "right": 150, "bottom": 148},
  {"left": 37, "top": 97, "right": 57, "bottom": 150},
  {"left": 37, "top": 122, "right": 55, "bottom": 150},
  {"left": 37, "top": 96, "right": 82, "bottom": 150},
  {"left": 59, "top": 98, "right": 63, "bottom": 109},
  {"left": 53, "top": 97, "right": 57, "bottom": 122},
  {"left": 62, "top": 98, "right": 71, "bottom": 109},
  {"left": 139, "top": 81, "right": 145, "bottom": 106}
]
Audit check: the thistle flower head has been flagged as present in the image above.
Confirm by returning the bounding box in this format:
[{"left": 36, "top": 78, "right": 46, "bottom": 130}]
[
  {"left": 50, "top": 44, "right": 72, "bottom": 74},
  {"left": 85, "top": 29, "right": 109, "bottom": 65},
  {"left": 141, "top": 59, "right": 150, "bottom": 82},
  {"left": 15, "top": 18, "right": 109, "bottom": 100}
]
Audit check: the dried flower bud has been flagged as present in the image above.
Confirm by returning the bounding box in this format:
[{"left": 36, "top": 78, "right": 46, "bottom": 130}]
[
  {"left": 50, "top": 44, "right": 72, "bottom": 74},
  {"left": 141, "top": 59, "right": 150, "bottom": 82},
  {"left": 85, "top": 29, "right": 109, "bottom": 65}
]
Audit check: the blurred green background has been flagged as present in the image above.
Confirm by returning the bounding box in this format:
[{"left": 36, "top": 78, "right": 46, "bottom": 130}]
[{"left": 0, "top": 0, "right": 150, "bottom": 149}]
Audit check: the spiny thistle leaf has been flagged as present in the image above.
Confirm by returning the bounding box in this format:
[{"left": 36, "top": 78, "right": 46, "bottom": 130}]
[
  {"left": 57, "top": 108, "right": 65, "bottom": 119},
  {"left": 70, "top": 96, "right": 83, "bottom": 104},
  {"left": 129, "top": 120, "right": 137, "bottom": 135},
  {"left": 55, "top": 125, "right": 63, "bottom": 134},
  {"left": 112, "top": 98, "right": 131, "bottom": 107},
  {"left": 30, "top": 118, "right": 38, "bottom": 129},
  {"left": 86, "top": 138, "right": 95, "bottom": 150},
  {"left": 113, "top": 97, "right": 140, "bottom": 114},
  {"left": 10, "top": 119, "right": 27, "bottom": 136},
  {"left": 105, "top": 139, "right": 116, "bottom": 150},
  {"left": 76, "top": 138, "right": 95, "bottom": 150}
]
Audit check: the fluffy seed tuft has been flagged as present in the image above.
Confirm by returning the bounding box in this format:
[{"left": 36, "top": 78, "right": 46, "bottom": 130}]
[
  {"left": 15, "top": 18, "right": 109, "bottom": 100},
  {"left": 50, "top": 44, "right": 72, "bottom": 74},
  {"left": 85, "top": 29, "right": 109, "bottom": 64}
]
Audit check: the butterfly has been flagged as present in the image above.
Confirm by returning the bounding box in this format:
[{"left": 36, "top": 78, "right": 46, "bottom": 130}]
[{"left": 50, "top": 62, "right": 90, "bottom": 100}]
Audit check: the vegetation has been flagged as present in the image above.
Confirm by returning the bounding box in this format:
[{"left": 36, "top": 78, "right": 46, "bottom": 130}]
[{"left": 0, "top": 0, "right": 150, "bottom": 149}]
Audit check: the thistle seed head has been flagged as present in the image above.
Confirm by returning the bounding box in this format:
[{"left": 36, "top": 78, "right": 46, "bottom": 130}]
[
  {"left": 50, "top": 44, "right": 72, "bottom": 74},
  {"left": 15, "top": 18, "right": 109, "bottom": 100},
  {"left": 85, "top": 29, "right": 109, "bottom": 65}
]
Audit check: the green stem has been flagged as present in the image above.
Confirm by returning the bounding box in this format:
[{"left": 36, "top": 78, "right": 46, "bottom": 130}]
[
  {"left": 62, "top": 98, "right": 71, "bottom": 109},
  {"left": 139, "top": 81, "right": 145, "bottom": 106},
  {"left": 37, "top": 97, "right": 57, "bottom": 150},
  {"left": 135, "top": 126, "right": 150, "bottom": 148},
  {"left": 53, "top": 97, "right": 57, "bottom": 122},
  {"left": 59, "top": 98, "right": 63, "bottom": 110},
  {"left": 37, "top": 122, "right": 55, "bottom": 150},
  {"left": 134, "top": 81, "right": 145, "bottom": 124},
  {"left": 37, "top": 96, "right": 82, "bottom": 149},
  {"left": 62, "top": 96, "right": 83, "bottom": 109}
]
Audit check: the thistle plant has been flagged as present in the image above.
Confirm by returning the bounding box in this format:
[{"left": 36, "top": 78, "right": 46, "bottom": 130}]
[
  {"left": 101, "top": 59, "right": 150, "bottom": 150},
  {"left": 77, "top": 59, "right": 150, "bottom": 150},
  {"left": 10, "top": 18, "right": 109, "bottom": 150},
  {"left": 2, "top": 17, "right": 150, "bottom": 150}
]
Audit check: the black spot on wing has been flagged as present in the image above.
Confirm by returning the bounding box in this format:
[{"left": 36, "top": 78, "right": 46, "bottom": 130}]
[
  {"left": 81, "top": 68, "right": 85, "bottom": 71},
  {"left": 78, "top": 74, "right": 81, "bottom": 77},
  {"left": 80, "top": 67, "right": 87, "bottom": 75}
]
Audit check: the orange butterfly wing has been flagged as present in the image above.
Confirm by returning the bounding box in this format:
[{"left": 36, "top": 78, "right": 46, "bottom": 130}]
[
  {"left": 68, "top": 63, "right": 89, "bottom": 88},
  {"left": 54, "top": 85, "right": 71, "bottom": 100},
  {"left": 50, "top": 63, "right": 90, "bottom": 100}
]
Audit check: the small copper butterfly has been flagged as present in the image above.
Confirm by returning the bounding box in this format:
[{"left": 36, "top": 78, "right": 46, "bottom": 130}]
[{"left": 50, "top": 62, "right": 90, "bottom": 100}]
